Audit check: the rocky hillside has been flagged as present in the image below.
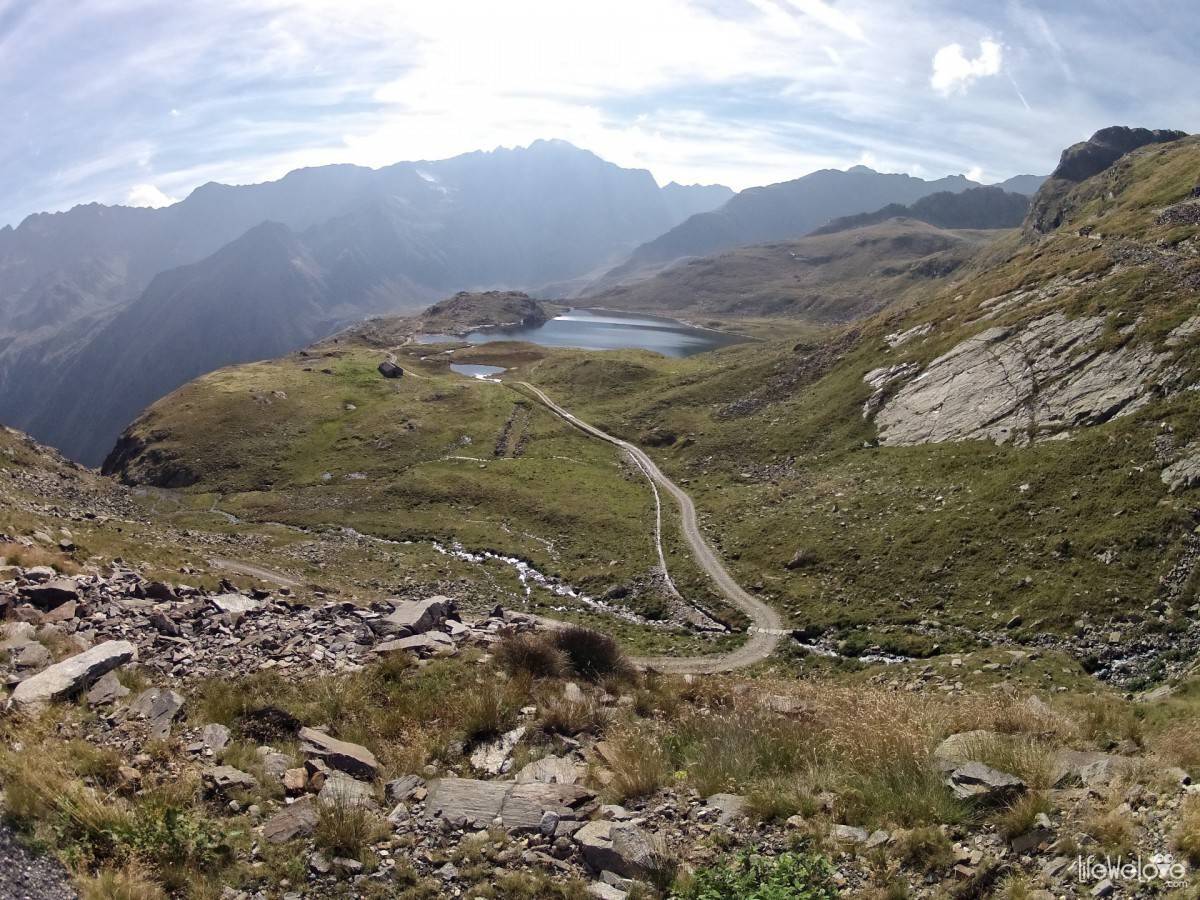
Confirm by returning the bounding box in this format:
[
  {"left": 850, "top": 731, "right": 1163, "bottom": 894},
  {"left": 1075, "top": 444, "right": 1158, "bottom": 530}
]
[{"left": 3, "top": 461, "right": 1200, "bottom": 899}]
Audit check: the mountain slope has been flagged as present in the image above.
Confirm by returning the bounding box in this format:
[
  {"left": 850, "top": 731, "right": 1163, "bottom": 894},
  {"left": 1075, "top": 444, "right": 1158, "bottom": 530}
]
[
  {"left": 810, "top": 186, "right": 1030, "bottom": 236},
  {"left": 6, "top": 223, "right": 342, "bottom": 465},
  {"left": 596, "top": 166, "right": 985, "bottom": 287},
  {"left": 582, "top": 219, "right": 1002, "bottom": 320}
]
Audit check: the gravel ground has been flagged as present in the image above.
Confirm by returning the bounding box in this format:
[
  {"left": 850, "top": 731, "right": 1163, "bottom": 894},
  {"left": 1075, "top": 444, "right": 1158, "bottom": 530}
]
[{"left": 0, "top": 825, "right": 76, "bottom": 900}]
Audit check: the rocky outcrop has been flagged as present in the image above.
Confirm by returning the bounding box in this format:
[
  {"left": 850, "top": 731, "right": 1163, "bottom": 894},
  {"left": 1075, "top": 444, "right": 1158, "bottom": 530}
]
[
  {"left": 869, "top": 313, "right": 1172, "bottom": 446},
  {"left": 1163, "top": 442, "right": 1200, "bottom": 492},
  {"left": 1027, "top": 126, "right": 1187, "bottom": 234}
]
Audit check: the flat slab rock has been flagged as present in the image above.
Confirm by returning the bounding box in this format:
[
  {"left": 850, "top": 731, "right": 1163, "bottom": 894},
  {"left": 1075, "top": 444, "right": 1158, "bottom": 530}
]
[
  {"left": 10, "top": 640, "right": 136, "bottom": 706},
  {"left": 298, "top": 727, "right": 379, "bottom": 781},
  {"left": 209, "top": 593, "right": 266, "bottom": 614},
  {"left": 425, "top": 777, "right": 594, "bottom": 833}
]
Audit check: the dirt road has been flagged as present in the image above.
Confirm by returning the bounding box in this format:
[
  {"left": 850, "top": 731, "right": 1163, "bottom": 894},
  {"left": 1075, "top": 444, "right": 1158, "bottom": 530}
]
[{"left": 515, "top": 382, "right": 785, "bottom": 673}]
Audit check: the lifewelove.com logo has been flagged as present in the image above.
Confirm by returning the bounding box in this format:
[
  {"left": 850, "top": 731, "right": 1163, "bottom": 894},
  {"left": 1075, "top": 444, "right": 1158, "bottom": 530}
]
[{"left": 1074, "top": 852, "right": 1188, "bottom": 887}]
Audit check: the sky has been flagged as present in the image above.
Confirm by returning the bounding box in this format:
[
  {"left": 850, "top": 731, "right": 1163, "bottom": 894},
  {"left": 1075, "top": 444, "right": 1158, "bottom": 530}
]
[{"left": 1, "top": 0, "right": 1198, "bottom": 227}]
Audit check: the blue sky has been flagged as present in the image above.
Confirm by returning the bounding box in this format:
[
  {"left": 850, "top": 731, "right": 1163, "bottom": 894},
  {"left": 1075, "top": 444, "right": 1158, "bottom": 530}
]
[{"left": 2, "top": 0, "right": 1197, "bottom": 226}]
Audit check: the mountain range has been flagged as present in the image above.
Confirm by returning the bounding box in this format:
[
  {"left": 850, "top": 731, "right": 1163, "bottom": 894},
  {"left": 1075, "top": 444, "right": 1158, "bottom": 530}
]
[
  {"left": 0, "top": 141, "right": 731, "bottom": 464},
  {"left": 0, "top": 139, "right": 1044, "bottom": 465},
  {"left": 588, "top": 168, "right": 1044, "bottom": 290}
]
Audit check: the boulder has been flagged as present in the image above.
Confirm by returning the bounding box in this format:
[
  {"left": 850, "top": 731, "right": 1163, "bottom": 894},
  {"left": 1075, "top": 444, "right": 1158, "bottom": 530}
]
[
  {"left": 129, "top": 688, "right": 186, "bottom": 740},
  {"left": 318, "top": 772, "right": 377, "bottom": 808},
  {"left": 201, "top": 723, "right": 231, "bottom": 753},
  {"left": 298, "top": 727, "right": 379, "bottom": 781},
  {"left": 10, "top": 640, "right": 136, "bottom": 706},
  {"left": 425, "top": 777, "right": 510, "bottom": 825},
  {"left": 515, "top": 755, "right": 583, "bottom": 785},
  {"left": 1050, "top": 750, "right": 1135, "bottom": 788},
  {"left": 19, "top": 578, "right": 78, "bottom": 610},
  {"left": 210, "top": 593, "right": 266, "bottom": 615},
  {"left": 262, "top": 796, "right": 319, "bottom": 844},
  {"left": 705, "top": 792, "right": 748, "bottom": 825},
  {"left": 947, "top": 762, "right": 1026, "bottom": 804},
  {"left": 386, "top": 774, "right": 426, "bottom": 803},
  {"left": 574, "top": 821, "right": 658, "bottom": 879},
  {"left": 375, "top": 597, "right": 454, "bottom": 637},
  {"left": 378, "top": 360, "right": 404, "bottom": 379},
  {"left": 203, "top": 765, "right": 259, "bottom": 794},
  {"left": 374, "top": 632, "right": 456, "bottom": 657},
  {"left": 86, "top": 670, "right": 130, "bottom": 706},
  {"left": 470, "top": 725, "right": 526, "bottom": 776}
]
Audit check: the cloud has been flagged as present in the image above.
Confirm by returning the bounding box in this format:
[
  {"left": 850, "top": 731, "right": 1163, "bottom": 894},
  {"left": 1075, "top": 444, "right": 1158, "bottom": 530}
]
[
  {"left": 4, "top": 1, "right": 1200, "bottom": 226},
  {"left": 125, "top": 184, "right": 178, "bottom": 209},
  {"left": 930, "top": 39, "right": 1003, "bottom": 95}
]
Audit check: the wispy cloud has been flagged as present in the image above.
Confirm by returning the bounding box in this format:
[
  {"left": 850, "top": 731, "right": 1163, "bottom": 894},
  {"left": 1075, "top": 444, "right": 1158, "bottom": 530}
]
[{"left": 0, "top": 0, "right": 1198, "bottom": 226}]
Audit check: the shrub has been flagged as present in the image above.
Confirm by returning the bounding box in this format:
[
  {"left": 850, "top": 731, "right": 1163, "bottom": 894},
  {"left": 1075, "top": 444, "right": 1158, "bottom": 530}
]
[
  {"left": 893, "top": 826, "right": 954, "bottom": 873},
  {"left": 538, "top": 690, "right": 606, "bottom": 736},
  {"left": 459, "top": 684, "right": 520, "bottom": 743},
  {"left": 671, "top": 850, "right": 838, "bottom": 900},
  {"left": 78, "top": 863, "right": 167, "bottom": 900},
  {"left": 1173, "top": 795, "right": 1200, "bottom": 864},
  {"left": 603, "top": 726, "right": 669, "bottom": 802},
  {"left": 995, "top": 792, "right": 1052, "bottom": 841},
  {"left": 552, "top": 626, "right": 632, "bottom": 682},
  {"left": 495, "top": 633, "right": 567, "bottom": 679},
  {"left": 315, "top": 796, "right": 383, "bottom": 859}
]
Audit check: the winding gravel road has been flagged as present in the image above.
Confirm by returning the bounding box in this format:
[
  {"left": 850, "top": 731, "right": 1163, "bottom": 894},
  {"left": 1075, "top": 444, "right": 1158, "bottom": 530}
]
[{"left": 516, "top": 382, "right": 785, "bottom": 674}]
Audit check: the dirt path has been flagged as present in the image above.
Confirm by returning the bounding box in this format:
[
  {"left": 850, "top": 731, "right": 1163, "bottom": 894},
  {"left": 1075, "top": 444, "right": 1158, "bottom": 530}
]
[
  {"left": 208, "top": 557, "right": 303, "bottom": 589},
  {"left": 515, "top": 382, "right": 785, "bottom": 673}
]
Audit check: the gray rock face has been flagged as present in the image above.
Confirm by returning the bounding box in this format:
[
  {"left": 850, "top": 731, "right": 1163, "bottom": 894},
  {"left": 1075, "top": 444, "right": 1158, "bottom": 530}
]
[
  {"left": 871, "top": 313, "right": 1170, "bottom": 446},
  {"left": 298, "top": 727, "right": 379, "bottom": 781},
  {"left": 424, "top": 777, "right": 594, "bottom": 833},
  {"left": 10, "top": 640, "right": 136, "bottom": 706},
  {"left": 515, "top": 755, "right": 583, "bottom": 785}
]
